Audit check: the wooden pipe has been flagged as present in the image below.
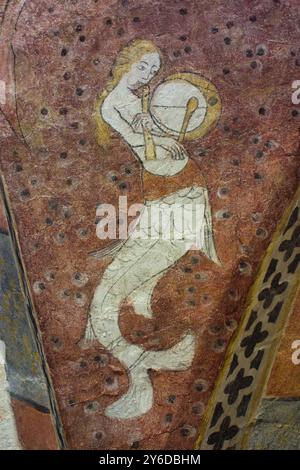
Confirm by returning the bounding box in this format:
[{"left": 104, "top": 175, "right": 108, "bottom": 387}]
[
  {"left": 178, "top": 96, "right": 199, "bottom": 143},
  {"left": 141, "top": 86, "right": 156, "bottom": 161}
]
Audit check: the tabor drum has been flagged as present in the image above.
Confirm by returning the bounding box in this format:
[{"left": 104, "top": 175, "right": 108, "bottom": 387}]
[
  {"left": 150, "top": 79, "right": 207, "bottom": 137},
  {"left": 140, "top": 73, "right": 221, "bottom": 177},
  {"left": 151, "top": 73, "right": 221, "bottom": 142}
]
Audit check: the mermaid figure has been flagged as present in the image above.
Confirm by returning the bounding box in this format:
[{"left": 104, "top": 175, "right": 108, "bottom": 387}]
[{"left": 84, "top": 40, "right": 219, "bottom": 419}]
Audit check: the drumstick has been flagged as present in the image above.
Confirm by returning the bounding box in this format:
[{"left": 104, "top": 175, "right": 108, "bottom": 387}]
[
  {"left": 178, "top": 96, "right": 199, "bottom": 143},
  {"left": 141, "top": 86, "right": 156, "bottom": 161}
]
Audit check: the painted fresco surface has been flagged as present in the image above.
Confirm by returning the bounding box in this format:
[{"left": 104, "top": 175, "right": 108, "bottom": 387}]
[{"left": 0, "top": 0, "right": 300, "bottom": 449}]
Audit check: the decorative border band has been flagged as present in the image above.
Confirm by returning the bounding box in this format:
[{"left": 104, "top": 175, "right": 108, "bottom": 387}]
[{"left": 195, "top": 185, "right": 300, "bottom": 450}]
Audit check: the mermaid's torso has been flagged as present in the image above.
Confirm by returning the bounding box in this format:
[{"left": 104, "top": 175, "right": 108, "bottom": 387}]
[{"left": 142, "top": 157, "right": 206, "bottom": 201}]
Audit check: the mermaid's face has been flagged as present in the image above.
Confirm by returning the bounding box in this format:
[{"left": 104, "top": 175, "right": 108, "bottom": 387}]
[{"left": 126, "top": 52, "right": 161, "bottom": 89}]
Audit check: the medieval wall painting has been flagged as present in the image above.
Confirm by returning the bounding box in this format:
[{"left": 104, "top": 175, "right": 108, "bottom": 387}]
[
  {"left": 0, "top": 0, "right": 300, "bottom": 450},
  {"left": 84, "top": 40, "right": 221, "bottom": 420}
]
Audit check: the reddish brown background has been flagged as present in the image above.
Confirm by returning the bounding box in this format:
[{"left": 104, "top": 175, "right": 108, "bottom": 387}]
[{"left": 0, "top": 0, "right": 300, "bottom": 449}]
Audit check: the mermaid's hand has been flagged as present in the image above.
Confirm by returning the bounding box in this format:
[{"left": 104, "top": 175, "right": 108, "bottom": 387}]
[
  {"left": 132, "top": 113, "right": 154, "bottom": 132},
  {"left": 155, "top": 136, "right": 188, "bottom": 160}
]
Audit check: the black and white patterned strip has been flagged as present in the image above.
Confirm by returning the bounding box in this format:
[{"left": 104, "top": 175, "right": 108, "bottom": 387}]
[{"left": 196, "top": 188, "right": 300, "bottom": 450}]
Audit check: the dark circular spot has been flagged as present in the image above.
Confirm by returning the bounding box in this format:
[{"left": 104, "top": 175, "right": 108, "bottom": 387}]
[
  {"left": 257, "top": 47, "right": 265, "bottom": 56},
  {"left": 51, "top": 336, "right": 60, "bottom": 345},
  {"left": 211, "top": 27, "right": 219, "bottom": 34},
  {"left": 131, "top": 441, "right": 139, "bottom": 449},
  {"left": 63, "top": 72, "right": 71, "bottom": 80},
  {"left": 232, "top": 159, "right": 240, "bottom": 166},
  {"left": 106, "top": 376, "right": 114, "bottom": 385},
  {"left": 173, "top": 50, "right": 181, "bottom": 58},
  {"left": 225, "top": 318, "right": 237, "bottom": 329},
  {"left": 59, "top": 108, "right": 68, "bottom": 115},
  {"left": 183, "top": 266, "right": 192, "bottom": 273},
  {"left": 45, "top": 217, "right": 53, "bottom": 225},
  {"left": 292, "top": 109, "right": 299, "bottom": 117},
  {"left": 79, "top": 138, "right": 86, "bottom": 146},
  {"left": 226, "top": 21, "right": 234, "bottom": 28},
  {"left": 249, "top": 15, "right": 257, "bottom": 22},
  {"left": 179, "top": 8, "right": 188, "bottom": 15},
  {"left": 192, "top": 403, "right": 204, "bottom": 415},
  {"left": 41, "top": 108, "right": 48, "bottom": 116},
  {"left": 105, "top": 18, "right": 112, "bottom": 26},
  {"left": 295, "top": 59, "right": 300, "bottom": 67},
  {"left": 61, "top": 48, "right": 68, "bottom": 56},
  {"left": 48, "top": 7, "right": 54, "bottom": 13},
  {"left": 75, "top": 24, "right": 83, "bottom": 32},
  {"left": 15, "top": 164, "right": 23, "bottom": 172},
  {"left": 246, "top": 49, "right": 254, "bottom": 57},
  {"left": 180, "top": 426, "right": 190, "bottom": 437},
  {"left": 256, "top": 228, "right": 267, "bottom": 238},
  {"left": 20, "top": 189, "right": 30, "bottom": 198},
  {"left": 60, "top": 152, "right": 67, "bottom": 159},
  {"left": 224, "top": 37, "right": 231, "bottom": 45},
  {"left": 223, "top": 68, "right": 230, "bottom": 75},
  {"left": 239, "top": 260, "right": 248, "bottom": 269},
  {"left": 133, "top": 16, "right": 140, "bottom": 22},
  {"left": 165, "top": 413, "right": 173, "bottom": 423},
  {"left": 79, "top": 35, "right": 86, "bottom": 42},
  {"left": 259, "top": 107, "right": 266, "bottom": 115},
  {"left": 219, "top": 187, "right": 229, "bottom": 196},
  {"left": 80, "top": 361, "right": 87, "bottom": 368},
  {"left": 95, "top": 432, "right": 103, "bottom": 440},
  {"left": 70, "top": 122, "right": 79, "bottom": 129},
  {"left": 94, "top": 354, "right": 108, "bottom": 366},
  {"left": 167, "top": 394, "right": 176, "bottom": 404},
  {"left": 117, "top": 28, "right": 125, "bottom": 36},
  {"left": 76, "top": 87, "right": 84, "bottom": 96},
  {"left": 250, "top": 61, "right": 257, "bottom": 69},
  {"left": 256, "top": 150, "right": 264, "bottom": 159},
  {"left": 179, "top": 35, "right": 187, "bottom": 41},
  {"left": 38, "top": 282, "right": 45, "bottom": 291},
  {"left": 209, "top": 96, "right": 218, "bottom": 106},
  {"left": 119, "top": 182, "right": 127, "bottom": 190},
  {"left": 213, "top": 338, "right": 226, "bottom": 350},
  {"left": 184, "top": 46, "right": 192, "bottom": 54}
]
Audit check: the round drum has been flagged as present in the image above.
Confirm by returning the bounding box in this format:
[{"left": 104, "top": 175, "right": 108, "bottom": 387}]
[
  {"left": 150, "top": 73, "right": 221, "bottom": 142},
  {"left": 150, "top": 79, "right": 207, "bottom": 137}
]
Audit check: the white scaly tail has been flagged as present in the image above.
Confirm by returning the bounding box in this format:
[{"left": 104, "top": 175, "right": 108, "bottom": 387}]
[{"left": 85, "top": 186, "right": 219, "bottom": 419}]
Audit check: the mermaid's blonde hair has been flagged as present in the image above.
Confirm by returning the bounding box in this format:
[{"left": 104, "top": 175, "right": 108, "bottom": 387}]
[{"left": 94, "top": 39, "right": 160, "bottom": 147}]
